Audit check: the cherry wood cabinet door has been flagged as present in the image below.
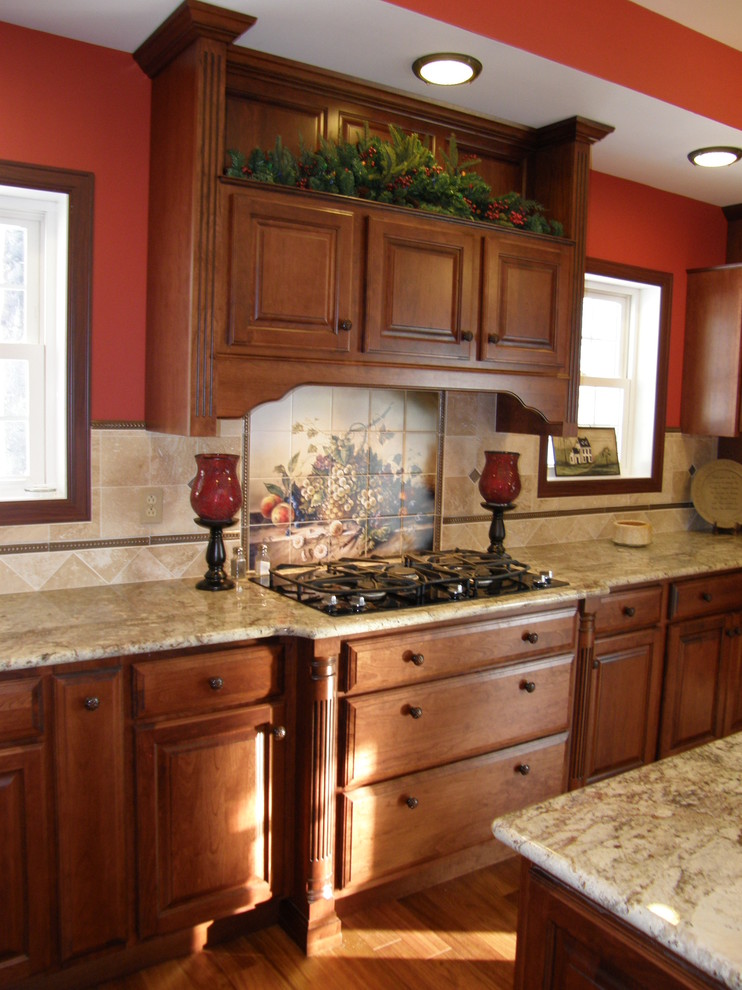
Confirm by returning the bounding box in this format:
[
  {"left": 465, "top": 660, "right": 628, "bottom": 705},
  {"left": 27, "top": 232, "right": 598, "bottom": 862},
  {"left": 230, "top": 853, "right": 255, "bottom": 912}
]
[
  {"left": 364, "top": 214, "right": 478, "bottom": 360},
  {"left": 481, "top": 233, "right": 573, "bottom": 372},
  {"left": 224, "top": 186, "right": 354, "bottom": 353},
  {"left": 581, "top": 627, "right": 664, "bottom": 784},
  {"left": 51, "top": 667, "right": 129, "bottom": 962},
  {"left": 135, "top": 702, "right": 287, "bottom": 937},
  {"left": 721, "top": 613, "right": 742, "bottom": 737},
  {"left": 0, "top": 744, "right": 50, "bottom": 985},
  {"left": 659, "top": 615, "right": 727, "bottom": 758}
]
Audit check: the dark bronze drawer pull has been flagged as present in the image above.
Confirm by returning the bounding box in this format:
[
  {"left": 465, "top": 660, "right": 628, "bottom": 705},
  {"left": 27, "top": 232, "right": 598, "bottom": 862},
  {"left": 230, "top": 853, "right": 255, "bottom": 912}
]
[
  {"left": 517, "top": 764, "right": 531, "bottom": 776},
  {"left": 702, "top": 592, "right": 713, "bottom": 602},
  {"left": 406, "top": 796, "right": 419, "bottom": 810},
  {"left": 623, "top": 605, "right": 636, "bottom": 617},
  {"left": 410, "top": 653, "right": 425, "bottom": 666},
  {"left": 408, "top": 706, "right": 423, "bottom": 719},
  {"left": 84, "top": 696, "right": 100, "bottom": 711},
  {"left": 208, "top": 676, "right": 224, "bottom": 691},
  {"left": 521, "top": 680, "right": 536, "bottom": 693},
  {"left": 522, "top": 632, "right": 539, "bottom": 644},
  {"left": 272, "top": 725, "right": 287, "bottom": 740}
]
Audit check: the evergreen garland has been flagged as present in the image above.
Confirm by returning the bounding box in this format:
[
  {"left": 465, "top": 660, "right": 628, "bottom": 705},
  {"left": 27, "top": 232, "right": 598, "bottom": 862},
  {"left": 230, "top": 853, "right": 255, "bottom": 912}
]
[{"left": 225, "top": 125, "right": 564, "bottom": 236}]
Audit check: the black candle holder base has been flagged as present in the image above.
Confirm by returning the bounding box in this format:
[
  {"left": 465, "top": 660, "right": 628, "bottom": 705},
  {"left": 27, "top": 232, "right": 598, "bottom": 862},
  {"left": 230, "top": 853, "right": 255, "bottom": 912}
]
[
  {"left": 481, "top": 501, "right": 515, "bottom": 556},
  {"left": 195, "top": 518, "right": 235, "bottom": 591}
]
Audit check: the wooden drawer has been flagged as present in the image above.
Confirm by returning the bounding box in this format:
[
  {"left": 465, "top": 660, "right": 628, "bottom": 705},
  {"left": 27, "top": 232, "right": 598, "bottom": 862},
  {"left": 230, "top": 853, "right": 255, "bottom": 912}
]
[
  {"left": 591, "top": 585, "right": 664, "bottom": 636},
  {"left": 338, "top": 733, "right": 568, "bottom": 889},
  {"left": 0, "top": 676, "right": 44, "bottom": 745},
  {"left": 670, "top": 571, "right": 742, "bottom": 622},
  {"left": 342, "top": 606, "right": 577, "bottom": 693},
  {"left": 340, "top": 653, "right": 573, "bottom": 786},
  {"left": 132, "top": 642, "right": 284, "bottom": 719}
]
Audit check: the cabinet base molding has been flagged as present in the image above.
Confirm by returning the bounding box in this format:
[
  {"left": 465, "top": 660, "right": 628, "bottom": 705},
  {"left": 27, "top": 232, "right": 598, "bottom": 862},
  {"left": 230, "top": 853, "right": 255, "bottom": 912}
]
[{"left": 279, "top": 897, "right": 343, "bottom": 956}]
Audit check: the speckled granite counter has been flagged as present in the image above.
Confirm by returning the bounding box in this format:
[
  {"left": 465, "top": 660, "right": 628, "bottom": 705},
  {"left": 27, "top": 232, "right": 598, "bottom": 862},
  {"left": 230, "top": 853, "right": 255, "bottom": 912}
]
[
  {"left": 492, "top": 733, "right": 742, "bottom": 989},
  {"left": 3, "top": 529, "right": 742, "bottom": 671}
]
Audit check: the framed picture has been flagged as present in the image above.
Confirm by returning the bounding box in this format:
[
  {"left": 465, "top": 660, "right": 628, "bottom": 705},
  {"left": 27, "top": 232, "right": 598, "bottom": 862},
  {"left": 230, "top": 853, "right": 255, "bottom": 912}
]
[{"left": 551, "top": 428, "right": 620, "bottom": 478}]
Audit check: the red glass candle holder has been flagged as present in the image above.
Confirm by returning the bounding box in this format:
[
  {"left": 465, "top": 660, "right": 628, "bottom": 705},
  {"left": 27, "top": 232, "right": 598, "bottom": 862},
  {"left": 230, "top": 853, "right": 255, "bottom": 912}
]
[
  {"left": 478, "top": 450, "right": 521, "bottom": 556},
  {"left": 189, "top": 453, "right": 243, "bottom": 592}
]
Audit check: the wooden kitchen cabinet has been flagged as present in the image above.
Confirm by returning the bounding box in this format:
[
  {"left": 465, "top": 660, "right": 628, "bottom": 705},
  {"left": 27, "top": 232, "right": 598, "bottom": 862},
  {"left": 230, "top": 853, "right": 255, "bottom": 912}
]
[
  {"left": 481, "top": 231, "right": 573, "bottom": 373},
  {"left": 221, "top": 185, "right": 355, "bottom": 354},
  {"left": 363, "top": 212, "right": 478, "bottom": 361},
  {"left": 51, "top": 666, "right": 129, "bottom": 961},
  {"left": 681, "top": 263, "right": 742, "bottom": 436},
  {"left": 335, "top": 606, "right": 577, "bottom": 895},
  {"left": 659, "top": 571, "right": 742, "bottom": 757},
  {"left": 571, "top": 584, "right": 666, "bottom": 787},
  {"left": 0, "top": 675, "right": 50, "bottom": 986},
  {"left": 133, "top": 642, "right": 291, "bottom": 937}
]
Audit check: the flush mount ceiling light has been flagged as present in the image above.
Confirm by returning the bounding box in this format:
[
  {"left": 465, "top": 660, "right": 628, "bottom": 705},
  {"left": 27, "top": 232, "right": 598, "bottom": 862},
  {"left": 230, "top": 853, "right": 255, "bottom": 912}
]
[
  {"left": 412, "top": 53, "right": 482, "bottom": 86},
  {"left": 687, "top": 146, "right": 742, "bottom": 168}
]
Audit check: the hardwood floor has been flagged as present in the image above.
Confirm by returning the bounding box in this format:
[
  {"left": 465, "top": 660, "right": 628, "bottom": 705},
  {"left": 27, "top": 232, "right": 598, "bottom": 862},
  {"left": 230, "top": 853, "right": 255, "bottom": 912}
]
[{"left": 99, "top": 858, "right": 520, "bottom": 990}]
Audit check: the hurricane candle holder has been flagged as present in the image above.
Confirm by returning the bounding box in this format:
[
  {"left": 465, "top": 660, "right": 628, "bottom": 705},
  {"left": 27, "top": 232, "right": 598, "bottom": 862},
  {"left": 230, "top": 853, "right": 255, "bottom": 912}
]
[
  {"left": 189, "top": 453, "right": 243, "bottom": 591},
  {"left": 478, "top": 450, "right": 521, "bottom": 556}
]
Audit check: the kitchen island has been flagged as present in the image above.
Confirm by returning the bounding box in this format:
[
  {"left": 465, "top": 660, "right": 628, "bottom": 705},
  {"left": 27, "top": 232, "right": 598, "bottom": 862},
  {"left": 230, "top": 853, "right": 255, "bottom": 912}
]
[{"left": 492, "top": 732, "right": 742, "bottom": 989}]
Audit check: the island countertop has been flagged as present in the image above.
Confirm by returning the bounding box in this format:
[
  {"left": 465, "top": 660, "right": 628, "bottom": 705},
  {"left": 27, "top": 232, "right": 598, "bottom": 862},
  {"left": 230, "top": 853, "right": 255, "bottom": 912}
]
[
  {"left": 492, "top": 733, "right": 742, "bottom": 989},
  {"left": 3, "top": 529, "right": 742, "bottom": 671}
]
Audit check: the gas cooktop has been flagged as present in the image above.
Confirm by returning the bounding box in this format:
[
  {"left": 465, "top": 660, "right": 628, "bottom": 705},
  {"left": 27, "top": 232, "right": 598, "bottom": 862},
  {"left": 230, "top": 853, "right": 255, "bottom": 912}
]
[{"left": 255, "top": 548, "right": 565, "bottom": 615}]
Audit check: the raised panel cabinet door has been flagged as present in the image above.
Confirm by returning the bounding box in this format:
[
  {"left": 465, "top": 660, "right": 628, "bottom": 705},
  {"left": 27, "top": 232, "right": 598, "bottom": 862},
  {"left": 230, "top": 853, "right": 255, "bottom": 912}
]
[
  {"left": 481, "top": 233, "right": 573, "bottom": 372},
  {"left": 659, "top": 616, "right": 726, "bottom": 758},
  {"left": 52, "top": 667, "right": 128, "bottom": 962},
  {"left": 225, "top": 187, "right": 354, "bottom": 352},
  {"left": 582, "top": 627, "right": 664, "bottom": 784},
  {"left": 364, "top": 215, "right": 478, "bottom": 360},
  {"left": 136, "top": 702, "right": 287, "bottom": 937},
  {"left": 0, "top": 745, "right": 50, "bottom": 985}
]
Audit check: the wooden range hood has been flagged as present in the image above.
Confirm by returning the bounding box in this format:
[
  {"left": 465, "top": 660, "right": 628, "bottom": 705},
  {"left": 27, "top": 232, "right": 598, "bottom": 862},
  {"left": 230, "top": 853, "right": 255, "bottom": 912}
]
[{"left": 135, "top": 0, "right": 613, "bottom": 437}]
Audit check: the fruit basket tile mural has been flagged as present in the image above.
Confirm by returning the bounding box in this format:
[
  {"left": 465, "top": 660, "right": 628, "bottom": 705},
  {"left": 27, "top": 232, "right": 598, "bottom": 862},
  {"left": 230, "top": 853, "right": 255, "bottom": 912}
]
[{"left": 247, "top": 387, "right": 439, "bottom": 566}]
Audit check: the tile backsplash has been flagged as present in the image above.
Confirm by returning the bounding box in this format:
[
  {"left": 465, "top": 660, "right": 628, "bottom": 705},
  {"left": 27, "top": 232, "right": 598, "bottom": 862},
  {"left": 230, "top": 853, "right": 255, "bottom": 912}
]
[{"left": 0, "top": 387, "right": 718, "bottom": 593}]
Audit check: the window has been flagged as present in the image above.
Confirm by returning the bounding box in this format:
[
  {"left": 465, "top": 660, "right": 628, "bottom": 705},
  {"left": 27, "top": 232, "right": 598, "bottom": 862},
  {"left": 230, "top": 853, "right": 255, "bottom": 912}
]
[
  {"left": 0, "top": 161, "right": 93, "bottom": 525},
  {"left": 538, "top": 259, "right": 672, "bottom": 497}
]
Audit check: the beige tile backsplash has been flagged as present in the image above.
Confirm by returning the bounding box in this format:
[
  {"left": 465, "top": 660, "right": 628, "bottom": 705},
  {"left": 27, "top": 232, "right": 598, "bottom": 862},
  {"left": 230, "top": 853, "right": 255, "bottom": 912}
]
[{"left": 0, "top": 387, "right": 718, "bottom": 593}]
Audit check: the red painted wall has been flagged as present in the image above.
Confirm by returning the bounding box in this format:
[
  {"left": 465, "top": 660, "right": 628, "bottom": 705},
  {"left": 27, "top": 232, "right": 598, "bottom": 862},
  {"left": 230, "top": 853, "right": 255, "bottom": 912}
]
[
  {"left": 0, "top": 18, "right": 729, "bottom": 428},
  {"left": 0, "top": 21, "right": 150, "bottom": 422},
  {"left": 587, "top": 173, "right": 727, "bottom": 427}
]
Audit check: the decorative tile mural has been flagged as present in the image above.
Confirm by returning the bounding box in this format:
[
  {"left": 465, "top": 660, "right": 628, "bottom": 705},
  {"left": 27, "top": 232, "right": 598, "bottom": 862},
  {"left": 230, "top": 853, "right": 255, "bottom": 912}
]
[{"left": 247, "top": 387, "right": 440, "bottom": 567}]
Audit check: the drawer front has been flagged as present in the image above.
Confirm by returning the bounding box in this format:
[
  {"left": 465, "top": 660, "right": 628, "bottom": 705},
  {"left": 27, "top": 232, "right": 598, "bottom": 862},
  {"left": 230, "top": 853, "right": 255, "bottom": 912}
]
[
  {"left": 0, "top": 677, "right": 43, "bottom": 744},
  {"left": 340, "top": 653, "right": 573, "bottom": 786},
  {"left": 338, "top": 733, "right": 568, "bottom": 889},
  {"left": 342, "top": 607, "right": 577, "bottom": 693},
  {"left": 592, "top": 585, "right": 664, "bottom": 635},
  {"left": 132, "top": 643, "right": 284, "bottom": 719},
  {"left": 670, "top": 572, "right": 742, "bottom": 622}
]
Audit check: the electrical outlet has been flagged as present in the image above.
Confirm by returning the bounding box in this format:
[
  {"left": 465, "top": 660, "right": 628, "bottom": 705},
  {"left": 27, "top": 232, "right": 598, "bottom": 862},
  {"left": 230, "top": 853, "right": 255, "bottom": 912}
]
[{"left": 140, "top": 487, "right": 163, "bottom": 524}]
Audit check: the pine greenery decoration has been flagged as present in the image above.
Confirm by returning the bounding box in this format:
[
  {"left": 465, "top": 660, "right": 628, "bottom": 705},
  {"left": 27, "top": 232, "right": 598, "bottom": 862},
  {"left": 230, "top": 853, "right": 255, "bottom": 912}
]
[{"left": 225, "top": 126, "right": 563, "bottom": 236}]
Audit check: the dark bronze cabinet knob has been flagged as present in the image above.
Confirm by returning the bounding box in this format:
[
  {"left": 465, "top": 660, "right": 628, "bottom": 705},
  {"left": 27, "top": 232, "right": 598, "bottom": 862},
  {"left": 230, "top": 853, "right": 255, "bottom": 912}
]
[
  {"left": 702, "top": 592, "right": 713, "bottom": 602},
  {"left": 208, "top": 676, "right": 224, "bottom": 691},
  {"left": 411, "top": 652, "right": 425, "bottom": 666},
  {"left": 623, "top": 605, "right": 636, "bottom": 617},
  {"left": 523, "top": 631, "right": 538, "bottom": 644},
  {"left": 272, "top": 725, "right": 287, "bottom": 740},
  {"left": 488, "top": 333, "right": 500, "bottom": 344},
  {"left": 338, "top": 319, "right": 352, "bottom": 332},
  {"left": 517, "top": 764, "right": 531, "bottom": 776},
  {"left": 461, "top": 331, "right": 474, "bottom": 342},
  {"left": 406, "top": 796, "right": 419, "bottom": 810},
  {"left": 521, "top": 680, "right": 536, "bottom": 693},
  {"left": 84, "top": 696, "right": 100, "bottom": 711},
  {"left": 408, "top": 706, "right": 423, "bottom": 719}
]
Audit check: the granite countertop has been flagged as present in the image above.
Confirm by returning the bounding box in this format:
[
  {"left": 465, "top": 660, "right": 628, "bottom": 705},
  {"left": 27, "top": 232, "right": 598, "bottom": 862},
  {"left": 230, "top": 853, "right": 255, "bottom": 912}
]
[
  {"left": 3, "top": 530, "right": 742, "bottom": 672},
  {"left": 492, "top": 733, "right": 742, "bottom": 990}
]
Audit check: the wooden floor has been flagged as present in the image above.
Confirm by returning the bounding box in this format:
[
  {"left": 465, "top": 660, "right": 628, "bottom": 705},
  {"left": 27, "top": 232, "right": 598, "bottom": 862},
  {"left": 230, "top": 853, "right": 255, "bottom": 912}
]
[{"left": 100, "top": 858, "right": 520, "bottom": 990}]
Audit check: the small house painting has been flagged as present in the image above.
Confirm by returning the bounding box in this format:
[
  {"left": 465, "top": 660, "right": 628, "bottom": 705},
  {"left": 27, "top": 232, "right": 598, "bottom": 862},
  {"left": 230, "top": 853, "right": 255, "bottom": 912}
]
[
  {"left": 569, "top": 437, "right": 594, "bottom": 466},
  {"left": 551, "top": 428, "right": 620, "bottom": 478}
]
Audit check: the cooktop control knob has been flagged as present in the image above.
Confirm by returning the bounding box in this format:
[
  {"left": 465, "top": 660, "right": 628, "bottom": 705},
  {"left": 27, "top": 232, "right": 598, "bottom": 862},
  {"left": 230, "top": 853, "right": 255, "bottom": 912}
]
[{"left": 533, "top": 570, "right": 553, "bottom": 587}]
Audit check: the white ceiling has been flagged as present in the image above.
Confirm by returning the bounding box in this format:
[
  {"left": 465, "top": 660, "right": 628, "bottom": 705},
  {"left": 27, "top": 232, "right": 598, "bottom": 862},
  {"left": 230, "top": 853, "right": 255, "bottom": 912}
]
[{"left": 3, "top": 0, "right": 742, "bottom": 207}]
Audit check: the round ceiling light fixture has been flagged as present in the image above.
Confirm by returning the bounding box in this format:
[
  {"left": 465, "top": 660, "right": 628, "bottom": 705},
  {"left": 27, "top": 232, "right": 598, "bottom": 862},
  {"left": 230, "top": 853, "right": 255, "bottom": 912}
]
[
  {"left": 687, "top": 146, "right": 742, "bottom": 168},
  {"left": 412, "top": 53, "right": 482, "bottom": 86}
]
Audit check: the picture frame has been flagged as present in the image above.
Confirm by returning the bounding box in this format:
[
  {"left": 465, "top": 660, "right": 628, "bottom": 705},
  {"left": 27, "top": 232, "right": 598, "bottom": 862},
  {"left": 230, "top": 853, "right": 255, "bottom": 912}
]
[{"left": 551, "top": 428, "right": 620, "bottom": 478}]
